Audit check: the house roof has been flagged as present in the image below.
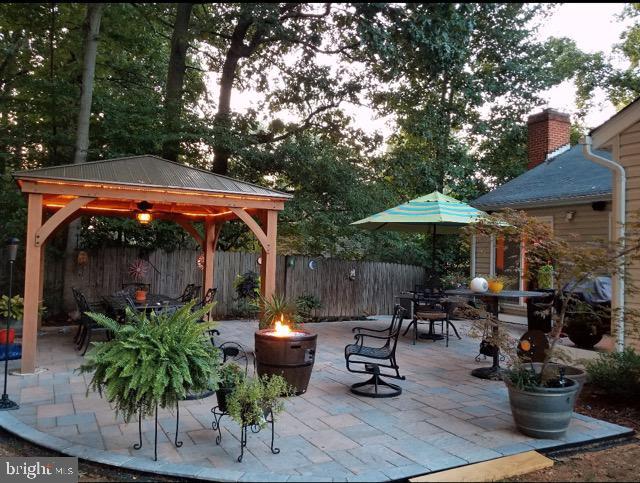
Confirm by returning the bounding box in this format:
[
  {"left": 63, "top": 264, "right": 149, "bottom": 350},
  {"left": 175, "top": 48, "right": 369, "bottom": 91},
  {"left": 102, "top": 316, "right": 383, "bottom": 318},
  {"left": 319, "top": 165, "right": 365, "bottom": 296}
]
[
  {"left": 473, "top": 145, "right": 612, "bottom": 211},
  {"left": 12, "top": 155, "right": 292, "bottom": 199}
]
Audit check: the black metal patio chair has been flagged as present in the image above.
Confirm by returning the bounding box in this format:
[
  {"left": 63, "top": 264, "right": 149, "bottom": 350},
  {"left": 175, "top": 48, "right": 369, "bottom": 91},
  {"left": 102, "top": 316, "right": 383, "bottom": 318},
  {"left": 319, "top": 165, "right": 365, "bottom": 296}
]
[
  {"left": 403, "top": 292, "right": 461, "bottom": 347},
  {"left": 72, "top": 288, "right": 110, "bottom": 355},
  {"left": 344, "top": 304, "right": 406, "bottom": 398}
]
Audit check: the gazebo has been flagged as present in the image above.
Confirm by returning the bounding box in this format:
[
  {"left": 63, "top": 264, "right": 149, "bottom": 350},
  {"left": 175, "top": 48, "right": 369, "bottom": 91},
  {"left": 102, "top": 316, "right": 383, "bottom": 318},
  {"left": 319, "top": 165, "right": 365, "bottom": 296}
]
[{"left": 12, "top": 155, "right": 291, "bottom": 373}]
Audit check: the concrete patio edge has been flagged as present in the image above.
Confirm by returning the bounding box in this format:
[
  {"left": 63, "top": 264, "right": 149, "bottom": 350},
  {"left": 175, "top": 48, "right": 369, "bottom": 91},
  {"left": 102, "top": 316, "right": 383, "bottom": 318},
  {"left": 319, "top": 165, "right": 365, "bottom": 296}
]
[{"left": 0, "top": 411, "right": 635, "bottom": 483}]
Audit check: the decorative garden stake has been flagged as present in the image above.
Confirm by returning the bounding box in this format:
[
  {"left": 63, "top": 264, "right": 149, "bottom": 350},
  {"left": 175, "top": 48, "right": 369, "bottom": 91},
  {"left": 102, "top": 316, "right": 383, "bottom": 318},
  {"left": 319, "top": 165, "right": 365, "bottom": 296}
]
[{"left": 0, "top": 238, "right": 19, "bottom": 410}]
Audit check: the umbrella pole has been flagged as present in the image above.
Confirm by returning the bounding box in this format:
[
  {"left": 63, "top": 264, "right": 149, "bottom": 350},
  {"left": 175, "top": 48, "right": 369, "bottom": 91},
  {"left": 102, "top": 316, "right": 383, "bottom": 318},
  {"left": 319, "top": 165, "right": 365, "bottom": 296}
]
[{"left": 431, "top": 225, "right": 436, "bottom": 275}]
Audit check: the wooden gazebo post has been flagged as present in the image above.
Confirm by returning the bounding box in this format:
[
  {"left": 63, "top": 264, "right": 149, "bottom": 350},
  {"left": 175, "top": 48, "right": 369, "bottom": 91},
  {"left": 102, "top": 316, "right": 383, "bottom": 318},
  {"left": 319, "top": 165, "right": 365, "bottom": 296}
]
[
  {"left": 21, "top": 194, "right": 43, "bottom": 374},
  {"left": 260, "top": 210, "right": 278, "bottom": 301}
]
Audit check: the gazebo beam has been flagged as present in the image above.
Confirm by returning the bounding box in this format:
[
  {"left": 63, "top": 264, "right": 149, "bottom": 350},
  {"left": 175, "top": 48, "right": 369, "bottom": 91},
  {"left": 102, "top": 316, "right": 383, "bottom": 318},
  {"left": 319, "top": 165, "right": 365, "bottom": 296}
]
[
  {"left": 22, "top": 194, "right": 44, "bottom": 374},
  {"left": 229, "top": 207, "right": 269, "bottom": 250},
  {"left": 170, "top": 217, "right": 204, "bottom": 248},
  {"left": 20, "top": 180, "right": 286, "bottom": 211},
  {"left": 35, "top": 196, "right": 94, "bottom": 246}
]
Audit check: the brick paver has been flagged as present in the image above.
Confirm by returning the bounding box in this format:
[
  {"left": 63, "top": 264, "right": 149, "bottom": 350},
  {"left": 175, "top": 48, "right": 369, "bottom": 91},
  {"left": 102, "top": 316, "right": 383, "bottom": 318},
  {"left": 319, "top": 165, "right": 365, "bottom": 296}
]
[{"left": 0, "top": 318, "right": 632, "bottom": 482}]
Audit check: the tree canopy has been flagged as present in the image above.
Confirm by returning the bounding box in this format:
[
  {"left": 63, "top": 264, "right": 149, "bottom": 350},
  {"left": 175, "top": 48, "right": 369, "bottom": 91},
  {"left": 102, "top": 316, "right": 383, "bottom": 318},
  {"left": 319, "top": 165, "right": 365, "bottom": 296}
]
[{"left": 0, "top": 2, "right": 626, "bottom": 269}]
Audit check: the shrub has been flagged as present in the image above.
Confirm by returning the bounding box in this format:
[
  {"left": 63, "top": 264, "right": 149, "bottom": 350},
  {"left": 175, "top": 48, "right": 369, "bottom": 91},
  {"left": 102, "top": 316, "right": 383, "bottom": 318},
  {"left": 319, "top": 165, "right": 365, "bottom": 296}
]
[
  {"left": 296, "top": 294, "right": 322, "bottom": 321},
  {"left": 585, "top": 347, "right": 640, "bottom": 399},
  {"left": 227, "top": 374, "right": 292, "bottom": 427},
  {"left": 233, "top": 271, "right": 261, "bottom": 300}
]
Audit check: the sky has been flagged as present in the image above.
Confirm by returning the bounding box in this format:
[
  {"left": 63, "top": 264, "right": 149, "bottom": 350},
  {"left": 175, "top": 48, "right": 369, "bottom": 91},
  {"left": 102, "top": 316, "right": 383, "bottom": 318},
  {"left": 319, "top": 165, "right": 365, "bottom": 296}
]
[{"left": 534, "top": 2, "right": 631, "bottom": 128}]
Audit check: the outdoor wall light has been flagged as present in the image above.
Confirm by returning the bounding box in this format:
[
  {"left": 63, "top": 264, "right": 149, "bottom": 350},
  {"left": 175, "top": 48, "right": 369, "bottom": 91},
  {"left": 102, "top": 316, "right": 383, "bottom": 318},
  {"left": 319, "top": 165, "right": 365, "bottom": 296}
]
[
  {"left": 565, "top": 210, "right": 576, "bottom": 222},
  {"left": 136, "top": 201, "right": 153, "bottom": 225}
]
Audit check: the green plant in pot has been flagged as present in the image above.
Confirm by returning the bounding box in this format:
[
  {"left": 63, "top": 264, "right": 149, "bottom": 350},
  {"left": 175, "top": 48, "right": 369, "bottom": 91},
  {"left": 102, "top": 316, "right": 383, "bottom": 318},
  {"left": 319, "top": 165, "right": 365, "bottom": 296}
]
[
  {"left": 226, "top": 374, "right": 292, "bottom": 427},
  {"left": 255, "top": 293, "right": 302, "bottom": 330},
  {"left": 77, "top": 300, "right": 220, "bottom": 422},
  {"left": 465, "top": 209, "right": 640, "bottom": 439},
  {"left": 0, "top": 295, "right": 45, "bottom": 344},
  {"left": 216, "top": 362, "right": 246, "bottom": 413}
]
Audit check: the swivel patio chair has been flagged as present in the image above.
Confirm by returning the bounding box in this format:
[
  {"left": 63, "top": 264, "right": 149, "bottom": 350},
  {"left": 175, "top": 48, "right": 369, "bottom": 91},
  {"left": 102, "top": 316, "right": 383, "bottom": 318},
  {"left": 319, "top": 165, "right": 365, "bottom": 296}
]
[{"left": 344, "top": 304, "right": 406, "bottom": 398}]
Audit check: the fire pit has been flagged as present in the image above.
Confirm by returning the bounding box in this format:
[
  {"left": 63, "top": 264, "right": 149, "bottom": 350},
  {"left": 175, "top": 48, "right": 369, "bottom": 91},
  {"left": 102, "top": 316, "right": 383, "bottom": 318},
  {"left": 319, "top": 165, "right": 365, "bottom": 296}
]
[{"left": 254, "top": 320, "right": 317, "bottom": 395}]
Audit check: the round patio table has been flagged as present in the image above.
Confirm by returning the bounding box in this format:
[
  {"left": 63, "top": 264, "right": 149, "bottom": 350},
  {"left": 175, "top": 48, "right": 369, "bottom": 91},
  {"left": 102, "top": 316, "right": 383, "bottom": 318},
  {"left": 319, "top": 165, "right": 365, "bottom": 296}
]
[{"left": 445, "top": 288, "right": 550, "bottom": 380}]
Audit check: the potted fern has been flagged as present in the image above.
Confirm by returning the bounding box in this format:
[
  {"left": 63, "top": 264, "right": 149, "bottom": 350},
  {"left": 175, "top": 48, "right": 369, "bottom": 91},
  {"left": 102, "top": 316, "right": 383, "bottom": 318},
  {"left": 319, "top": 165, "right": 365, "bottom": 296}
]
[{"left": 78, "top": 300, "right": 221, "bottom": 423}]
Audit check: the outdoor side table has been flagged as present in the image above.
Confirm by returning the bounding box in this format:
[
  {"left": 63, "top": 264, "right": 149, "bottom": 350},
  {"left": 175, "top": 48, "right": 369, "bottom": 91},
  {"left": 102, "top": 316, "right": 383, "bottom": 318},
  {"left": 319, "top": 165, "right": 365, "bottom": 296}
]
[{"left": 445, "top": 288, "right": 549, "bottom": 380}]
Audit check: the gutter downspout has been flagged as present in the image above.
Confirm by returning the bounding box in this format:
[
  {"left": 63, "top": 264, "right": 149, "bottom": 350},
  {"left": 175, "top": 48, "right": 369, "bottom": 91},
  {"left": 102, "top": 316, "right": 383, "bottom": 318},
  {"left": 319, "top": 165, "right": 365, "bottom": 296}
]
[{"left": 582, "top": 135, "right": 626, "bottom": 352}]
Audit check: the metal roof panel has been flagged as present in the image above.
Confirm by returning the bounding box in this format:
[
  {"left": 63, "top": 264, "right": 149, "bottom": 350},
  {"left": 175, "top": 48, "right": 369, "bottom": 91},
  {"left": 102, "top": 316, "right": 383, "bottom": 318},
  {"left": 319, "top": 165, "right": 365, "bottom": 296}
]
[{"left": 13, "top": 155, "right": 292, "bottom": 199}]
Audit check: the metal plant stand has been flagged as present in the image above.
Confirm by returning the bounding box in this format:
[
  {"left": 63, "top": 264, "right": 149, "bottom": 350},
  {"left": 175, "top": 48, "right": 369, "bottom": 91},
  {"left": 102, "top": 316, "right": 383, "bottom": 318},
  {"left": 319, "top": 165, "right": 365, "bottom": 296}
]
[
  {"left": 211, "top": 405, "right": 226, "bottom": 445},
  {"left": 211, "top": 406, "right": 279, "bottom": 462},
  {"left": 133, "top": 402, "right": 182, "bottom": 461}
]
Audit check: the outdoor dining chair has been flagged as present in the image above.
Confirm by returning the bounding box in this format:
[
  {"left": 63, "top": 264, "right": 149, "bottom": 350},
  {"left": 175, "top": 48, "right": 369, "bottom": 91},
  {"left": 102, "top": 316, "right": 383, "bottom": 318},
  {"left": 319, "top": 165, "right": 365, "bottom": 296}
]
[
  {"left": 403, "top": 292, "right": 461, "bottom": 347},
  {"left": 72, "top": 288, "right": 110, "bottom": 356}
]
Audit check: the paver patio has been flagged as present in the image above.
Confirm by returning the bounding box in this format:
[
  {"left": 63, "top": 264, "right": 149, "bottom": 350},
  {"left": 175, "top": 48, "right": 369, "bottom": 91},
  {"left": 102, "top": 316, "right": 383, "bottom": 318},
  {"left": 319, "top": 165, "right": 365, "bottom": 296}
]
[{"left": 0, "top": 317, "right": 632, "bottom": 482}]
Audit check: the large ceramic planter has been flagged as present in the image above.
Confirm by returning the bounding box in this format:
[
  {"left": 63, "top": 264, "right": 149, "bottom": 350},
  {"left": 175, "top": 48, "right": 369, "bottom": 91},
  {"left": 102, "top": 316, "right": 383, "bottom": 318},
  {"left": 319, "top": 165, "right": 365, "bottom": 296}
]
[{"left": 505, "top": 377, "right": 579, "bottom": 439}]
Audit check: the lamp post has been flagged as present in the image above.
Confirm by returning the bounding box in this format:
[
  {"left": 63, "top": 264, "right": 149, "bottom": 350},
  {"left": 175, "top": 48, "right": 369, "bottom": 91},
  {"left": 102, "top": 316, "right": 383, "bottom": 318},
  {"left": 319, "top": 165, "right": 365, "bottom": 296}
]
[{"left": 0, "top": 238, "right": 19, "bottom": 410}]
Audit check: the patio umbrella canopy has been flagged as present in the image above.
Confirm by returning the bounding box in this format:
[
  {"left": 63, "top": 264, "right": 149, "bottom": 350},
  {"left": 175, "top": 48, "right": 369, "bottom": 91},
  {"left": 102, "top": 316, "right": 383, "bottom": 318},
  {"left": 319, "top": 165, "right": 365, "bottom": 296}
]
[{"left": 351, "top": 191, "right": 490, "bottom": 272}]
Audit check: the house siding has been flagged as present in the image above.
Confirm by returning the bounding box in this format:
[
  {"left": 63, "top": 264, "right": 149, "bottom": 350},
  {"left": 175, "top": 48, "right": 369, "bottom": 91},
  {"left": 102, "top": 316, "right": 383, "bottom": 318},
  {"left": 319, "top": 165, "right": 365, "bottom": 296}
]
[
  {"left": 620, "top": 120, "right": 640, "bottom": 344},
  {"left": 472, "top": 202, "right": 611, "bottom": 317}
]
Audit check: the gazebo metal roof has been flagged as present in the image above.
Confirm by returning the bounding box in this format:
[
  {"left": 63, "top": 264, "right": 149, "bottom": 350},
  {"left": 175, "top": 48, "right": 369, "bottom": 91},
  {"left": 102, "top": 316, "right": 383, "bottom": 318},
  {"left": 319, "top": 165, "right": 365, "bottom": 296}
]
[{"left": 13, "top": 155, "right": 291, "bottom": 200}]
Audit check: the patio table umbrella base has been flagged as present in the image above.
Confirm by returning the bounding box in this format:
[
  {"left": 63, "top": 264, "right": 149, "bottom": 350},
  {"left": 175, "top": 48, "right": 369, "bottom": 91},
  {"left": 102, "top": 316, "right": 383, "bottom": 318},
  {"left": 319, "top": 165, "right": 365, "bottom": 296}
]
[
  {"left": 471, "top": 366, "right": 503, "bottom": 381},
  {"left": 350, "top": 363, "right": 402, "bottom": 398}
]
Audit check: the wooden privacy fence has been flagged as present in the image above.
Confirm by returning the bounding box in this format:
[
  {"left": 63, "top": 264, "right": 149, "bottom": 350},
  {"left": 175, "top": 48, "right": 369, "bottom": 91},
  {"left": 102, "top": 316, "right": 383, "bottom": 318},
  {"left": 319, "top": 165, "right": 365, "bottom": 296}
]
[{"left": 17, "top": 248, "right": 426, "bottom": 319}]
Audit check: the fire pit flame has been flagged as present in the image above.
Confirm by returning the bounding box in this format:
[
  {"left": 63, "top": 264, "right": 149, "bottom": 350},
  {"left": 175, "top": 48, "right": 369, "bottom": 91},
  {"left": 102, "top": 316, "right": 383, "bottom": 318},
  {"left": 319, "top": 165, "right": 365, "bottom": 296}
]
[{"left": 273, "top": 317, "right": 291, "bottom": 337}]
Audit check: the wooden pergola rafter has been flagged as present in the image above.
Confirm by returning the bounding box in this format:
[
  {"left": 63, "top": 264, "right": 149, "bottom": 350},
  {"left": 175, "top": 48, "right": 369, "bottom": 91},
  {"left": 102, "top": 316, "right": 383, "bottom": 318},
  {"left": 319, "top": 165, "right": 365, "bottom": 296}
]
[{"left": 13, "top": 155, "right": 291, "bottom": 374}]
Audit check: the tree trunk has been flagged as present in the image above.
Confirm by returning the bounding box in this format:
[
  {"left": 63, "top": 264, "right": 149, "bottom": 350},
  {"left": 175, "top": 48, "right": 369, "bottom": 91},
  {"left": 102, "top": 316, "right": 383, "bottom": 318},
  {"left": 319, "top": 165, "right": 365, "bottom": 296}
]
[
  {"left": 72, "top": 3, "right": 103, "bottom": 164},
  {"left": 162, "top": 3, "right": 194, "bottom": 161},
  {"left": 64, "top": 3, "right": 103, "bottom": 312},
  {"left": 211, "top": 17, "right": 253, "bottom": 175}
]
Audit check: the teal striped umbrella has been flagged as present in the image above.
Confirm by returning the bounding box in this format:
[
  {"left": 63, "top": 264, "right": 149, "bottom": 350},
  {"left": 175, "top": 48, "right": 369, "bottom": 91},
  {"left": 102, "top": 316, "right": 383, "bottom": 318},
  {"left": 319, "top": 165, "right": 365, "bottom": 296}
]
[{"left": 351, "top": 191, "right": 490, "bottom": 270}]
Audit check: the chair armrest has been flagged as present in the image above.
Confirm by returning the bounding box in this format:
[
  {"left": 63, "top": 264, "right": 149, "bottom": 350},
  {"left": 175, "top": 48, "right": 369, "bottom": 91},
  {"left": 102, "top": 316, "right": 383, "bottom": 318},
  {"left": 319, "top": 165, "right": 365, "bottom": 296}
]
[
  {"left": 353, "top": 332, "right": 391, "bottom": 342},
  {"left": 352, "top": 326, "right": 388, "bottom": 334}
]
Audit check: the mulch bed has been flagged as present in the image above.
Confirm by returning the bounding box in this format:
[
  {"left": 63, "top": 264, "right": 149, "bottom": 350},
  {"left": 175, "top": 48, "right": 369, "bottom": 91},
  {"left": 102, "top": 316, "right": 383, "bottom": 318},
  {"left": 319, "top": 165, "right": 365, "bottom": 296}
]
[
  {"left": 575, "top": 383, "right": 640, "bottom": 432},
  {"left": 511, "top": 382, "right": 640, "bottom": 482}
]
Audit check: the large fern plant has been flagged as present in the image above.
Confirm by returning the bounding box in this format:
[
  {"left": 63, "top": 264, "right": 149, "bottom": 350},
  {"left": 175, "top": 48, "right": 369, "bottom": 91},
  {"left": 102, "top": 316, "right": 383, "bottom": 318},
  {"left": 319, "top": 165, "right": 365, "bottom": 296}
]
[{"left": 78, "top": 301, "right": 220, "bottom": 422}]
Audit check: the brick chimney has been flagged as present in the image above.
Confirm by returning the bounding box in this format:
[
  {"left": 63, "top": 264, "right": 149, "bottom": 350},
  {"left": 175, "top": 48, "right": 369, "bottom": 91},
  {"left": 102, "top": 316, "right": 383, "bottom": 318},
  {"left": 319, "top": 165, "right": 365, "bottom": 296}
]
[{"left": 527, "top": 108, "right": 571, "bottom": 169}]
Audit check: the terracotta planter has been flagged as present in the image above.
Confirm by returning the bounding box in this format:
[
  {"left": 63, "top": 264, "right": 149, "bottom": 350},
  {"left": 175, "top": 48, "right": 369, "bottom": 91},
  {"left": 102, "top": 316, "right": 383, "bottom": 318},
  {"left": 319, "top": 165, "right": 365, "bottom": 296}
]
[
  {"left": 0, "top": 328, "right": 15, "bottom": 344},
  {"left": 135, "top": 289, "right": 147, "bottom": 302},
  {"left": 488, "top": 281, "right": 504, "bottom": 293}
]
